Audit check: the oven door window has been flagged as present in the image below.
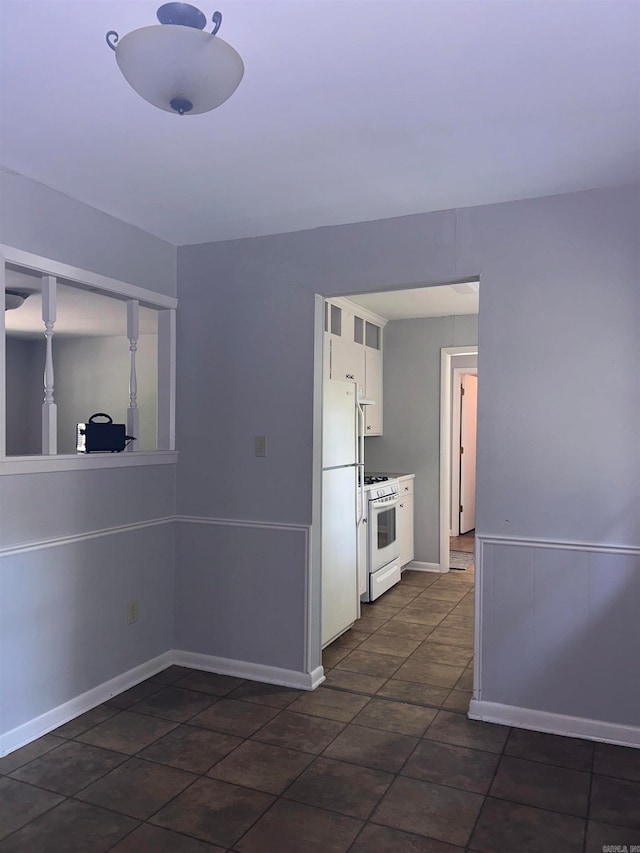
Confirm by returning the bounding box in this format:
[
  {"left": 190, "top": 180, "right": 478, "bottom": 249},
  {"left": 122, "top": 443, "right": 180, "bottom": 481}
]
[{"left": 377, "top": 506, "right": 397, "bottom": 550}]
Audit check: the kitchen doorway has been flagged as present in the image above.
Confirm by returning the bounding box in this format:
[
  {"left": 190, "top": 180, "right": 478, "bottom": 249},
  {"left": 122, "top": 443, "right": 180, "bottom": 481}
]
[{"left": 439, "top": 346, "right": 478, "bottom": 577}]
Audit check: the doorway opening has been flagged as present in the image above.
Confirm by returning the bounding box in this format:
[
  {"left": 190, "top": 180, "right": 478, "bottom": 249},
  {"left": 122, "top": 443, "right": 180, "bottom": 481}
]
[{"left": 439, "top": 346, "right": 478, "bottom": 579}]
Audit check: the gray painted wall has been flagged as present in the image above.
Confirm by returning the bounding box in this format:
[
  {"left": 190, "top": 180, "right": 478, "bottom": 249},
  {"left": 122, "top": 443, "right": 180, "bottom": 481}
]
[
  {"left": 5, "top": 337, "right": 42, "bottom": 455},
  {"left": 0, "top": 170, "right": 177, "bottom": 296},
  {"left": 176, "top": 185, "right": 639, "bottom": 727},
  {"left": 0, "top": 174, "right": 177, "bottom": 745},
  {"left": 365, "top": 314, "right": 479, "bottom": 563}
]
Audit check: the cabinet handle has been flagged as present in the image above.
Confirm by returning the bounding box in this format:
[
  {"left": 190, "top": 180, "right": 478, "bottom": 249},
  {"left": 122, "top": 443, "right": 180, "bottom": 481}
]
[
  {"left": 404, "top": 486, "right": 409, "bottom": 491},
  {"left": 346, "top": 373, "right": 354, "bottom": 380},
  {"left": 400, "top": 503, "right": 404, "bottom": 508},
  {"left": 366, "top": 425, "right": 372, "bottom": 430}
]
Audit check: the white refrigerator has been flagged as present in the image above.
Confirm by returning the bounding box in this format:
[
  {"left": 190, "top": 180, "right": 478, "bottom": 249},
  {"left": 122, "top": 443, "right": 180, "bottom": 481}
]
[{"left": 321, "top": 379, "right": 361, "bottom": 647}]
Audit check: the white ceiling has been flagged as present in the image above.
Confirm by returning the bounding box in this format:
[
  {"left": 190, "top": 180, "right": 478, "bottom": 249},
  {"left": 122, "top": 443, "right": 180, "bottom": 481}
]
[
  {"left": 350, "top": 281, "right": 479, "bottom": 321},
  {"left": 1, "top": 1, "right": 639, "bottom": 247}
]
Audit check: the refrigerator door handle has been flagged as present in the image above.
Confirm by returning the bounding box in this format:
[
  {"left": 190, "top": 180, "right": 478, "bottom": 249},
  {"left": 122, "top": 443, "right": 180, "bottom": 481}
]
[{"left": 356, "top": 401, "right": 365, "bottom": 528}]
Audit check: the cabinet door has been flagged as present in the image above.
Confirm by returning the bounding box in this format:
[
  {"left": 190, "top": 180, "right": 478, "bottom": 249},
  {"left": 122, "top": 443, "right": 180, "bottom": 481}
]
[
  {"left": 398, "top": 480, "right": 414, "bottom": 567},
  {"left": 331, "top": 337, "right": 365, "bottom": 395},
  {"left": 364, "top": 349, "right": 383, "bottom": 435}
]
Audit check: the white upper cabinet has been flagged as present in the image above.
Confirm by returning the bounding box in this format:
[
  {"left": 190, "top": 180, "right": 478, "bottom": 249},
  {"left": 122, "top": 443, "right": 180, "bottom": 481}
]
[{"left": 324, "top": 298, "right": 386, "bottom": 436}]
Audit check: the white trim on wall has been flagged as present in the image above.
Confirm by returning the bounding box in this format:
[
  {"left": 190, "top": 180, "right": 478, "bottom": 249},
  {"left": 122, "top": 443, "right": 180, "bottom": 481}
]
[
  {"left": 0, "top": 517, "right": 175, "bottom": 558},
  {"left": 0, "top": 450, "right": 178, "bottom": 476},
  {"left": 472, "top": 534, "right": 640, "bottom": 746},
  {"left": 0, "top": 245, "right": 177, "bottom": 310},
  {"left": 0, "top": 651, "right": 173, "bottom": 757},
  {"left": 469, "top": 700, "right": 640, "bottom": 749},
  {"left": 172, "top": 651, "right": 324, "bottom": 692}
]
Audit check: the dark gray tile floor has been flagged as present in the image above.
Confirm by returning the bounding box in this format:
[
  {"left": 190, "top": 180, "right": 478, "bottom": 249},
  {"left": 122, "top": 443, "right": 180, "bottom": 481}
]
[{"left": 1, "top": 563, "right": 639, "bottom": 851}]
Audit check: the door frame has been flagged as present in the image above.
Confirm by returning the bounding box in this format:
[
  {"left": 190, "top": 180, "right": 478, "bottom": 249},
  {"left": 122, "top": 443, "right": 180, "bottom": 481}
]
[
  {"left": 451, "top": 366, "right": 478, "bottom": 537},
  {"left": 439, "top": 346, "right": 478, "bottom": 572}
]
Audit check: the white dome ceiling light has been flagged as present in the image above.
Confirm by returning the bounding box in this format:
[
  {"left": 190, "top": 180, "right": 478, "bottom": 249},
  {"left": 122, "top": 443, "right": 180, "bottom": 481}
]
[
  {"left": 4, "top": 291, "right": 31, "bottom": 311},
  {"left": 106, "top": 3, "right": 244, "bottom": 116}
]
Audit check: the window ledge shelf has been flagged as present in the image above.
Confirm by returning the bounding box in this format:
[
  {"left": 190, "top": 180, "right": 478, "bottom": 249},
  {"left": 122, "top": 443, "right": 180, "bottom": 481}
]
[{"left": 0, "top": 451, "right": 178, "bottom": 476}]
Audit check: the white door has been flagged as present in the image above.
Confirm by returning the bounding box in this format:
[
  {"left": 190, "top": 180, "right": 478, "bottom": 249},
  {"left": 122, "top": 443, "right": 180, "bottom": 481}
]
[{"left": 459, "top": 373, "right": 477, "bottom": 534}]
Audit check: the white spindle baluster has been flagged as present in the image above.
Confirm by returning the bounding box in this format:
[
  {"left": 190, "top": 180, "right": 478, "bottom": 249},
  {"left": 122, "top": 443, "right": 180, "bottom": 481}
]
[
  {"left": 41, "top": 275, "right": 57, "bottom": 454},
  {"left": 126, "top": 299, "right": 139, "bottom": 451}
]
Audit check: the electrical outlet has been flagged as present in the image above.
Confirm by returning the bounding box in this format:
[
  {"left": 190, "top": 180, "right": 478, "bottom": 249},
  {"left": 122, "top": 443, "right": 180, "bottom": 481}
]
[
  {"left": 254, "top": 435, "right": 267, "bottom": 457},
  {"left": 127, "top": 599, "right": 139, "bottom": 624}
]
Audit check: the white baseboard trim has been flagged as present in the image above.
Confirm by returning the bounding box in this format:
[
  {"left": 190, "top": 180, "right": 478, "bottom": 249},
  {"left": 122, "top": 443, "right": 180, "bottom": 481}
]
[
  {"left": 173, "top": 650, "right": 325, "bottom": 691},
  {"left": 0, "top": 651, "right": 173, "bottom": 757},
  {"left": 403, "top": 561, "right": 443, "bottom": 573},
  {"left": 469, "top": 699, "right": 640, "bottom": 749}
]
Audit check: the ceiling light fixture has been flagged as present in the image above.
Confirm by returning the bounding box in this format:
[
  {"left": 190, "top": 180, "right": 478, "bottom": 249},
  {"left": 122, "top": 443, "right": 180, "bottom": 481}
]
[
  {"left": 4, "top": 290, "right": 30, "bottom": 311},
  {"left": 106, "top": 3, "right": 244, "bottom": 116}
]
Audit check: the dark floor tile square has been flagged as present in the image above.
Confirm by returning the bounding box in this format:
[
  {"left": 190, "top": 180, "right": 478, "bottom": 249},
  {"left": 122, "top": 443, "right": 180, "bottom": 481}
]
[
  {"left": 138, "top": 724, "right": 242, "bottom": 774},
  {"left": 173, "top": 670, "right": 245, "bottom": 696},
  {"left": 151, "top": 776, "right": 274, "bottom": 847},
  {"left": 188, "top": 698, "right": 278, "bottom": 737},
  {"left": 110, "top": 822, "right": 224, "bottom": 852},
  {"left": 335, "top": 649, "right": 404, "bottom": 678},
  {"left": 357, "top": 633, "right": 422, "bottom": 658},
  {"left": 590, "top": 774, "right": 640, "bottom": 829},
  {"left": 76, "top": 710, "right": 177, "bottom": 754},
  {"left": 351, "top": 822, "right": 464, "bottom": 852},
  {"left": 402, "top": 570, "right": 441, "bottom": 585},
  {"left": 585, "top": 819, "right": 640, "bottom": 853},
  {"left": 454, "top": 668, "right": 474, "bottom": 691},
  {"left": 394, "top": 659, "right": 464, "bottom": 689},
  {"left": 207, "top": 740, "right": 313, "bottom": 794},
  {"left": 130, "top": 686, "right": 215, "bottom": 722},
  {"left": 491, "top": 756, "right": 590, "bottom": 817},
  {"left": 410, "top": 641, "right": 474, "bottom": 668},
  {"left": 10, "top": 741, "right": 127, "bottom": 796},
  {"left": 366, "top": 603, "right": 403, "bottom": 620},
  {"left": 391, "top": 607, "right": 446, "bottom": 627},
  {"left": 252, "top": 710, "right": 345, "bottom": 754},
  {"left": 372, "top": 775, "right": 483, "bottom": 847},
  {"left": 376, "top": 586, "right": 421, "bottom": 607},
  {"left": 149, "top": 665, "right": 193, "bottom": 684},
  {"left": 403, "top": 739, "right": 499, "bottom": 793},
  {"left": 324, "top": 669, "right": 388, "bottom": 695},
  {"left": 0, "top": 799, "right": 137, "bottom": 852},
  {"left": 425, "top": 710, "right": 509, "bottom": 753},
  {"left": 228, "top": 681, "right": 303, "bottom": 709},
  {"left": 105, "top": 681, "right": 164, "bottom": 709},
  {"left": 52, "top": 705, "right": 119, "bottom": 739},
  {"left": 376, "top": 679, "right": 450, "bottom": 707},
  {"left": 323, "top": 645, "right": 351, "bottom": 667},
  {"left": 353, "top": 698, "right": 437, "bottom": 737},
  {"left": 594, "top": 741, "right": 640, "bottom": 782},
  {"left": 416, "top": 586, "right": 468, "bottom": 603},
  {"left": 77, "top": 757, "right": 196, "bottom": 819},
  {"left": 284, "top": 756, "right": 393, "bottom": 819},
  {"left": 330, "top": 628, "right": 371, "bottom": 649},
  {"left": 354, "top": 615, "right": 390, "bottom": 634},
  {"left": 0, "top": 735, "right": 65, "bottom": 775},
  {"left": 375, "top": 620, "right": 435, "bottom": 640},
  {"left": 426, "top": 627, "right": 474, "bottom": 648},
  {"left": 505, "top": 727, "right": 593, "bottom": 771},
  {"left": 0, "top": 778, "right": 64, "bottom": 840},
  {"left": 469, "top": 796, "right": 585, "bottom": 853},
  {"left": 288, "top": 688, "right": 370, "bottom": 722},
  {"left": 323, "top": 723, "right": 418, "bottom": 773},
  {"left": 442, "top": 689, "right": 472, "bottom": 713},
  {"left": 235, "top": 798, "right": 363, "bottom": 853}
]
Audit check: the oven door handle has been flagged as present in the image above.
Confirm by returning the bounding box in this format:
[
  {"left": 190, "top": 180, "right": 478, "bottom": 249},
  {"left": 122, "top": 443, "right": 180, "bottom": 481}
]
[{"left": 370, "top": 495, "right": 400, "bottom": 510}]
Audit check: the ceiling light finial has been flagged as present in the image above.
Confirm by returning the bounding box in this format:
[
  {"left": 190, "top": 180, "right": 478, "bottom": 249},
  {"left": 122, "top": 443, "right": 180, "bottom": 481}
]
[{"left": 106, "top": 4, "right": 243, "bottom": 116}]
